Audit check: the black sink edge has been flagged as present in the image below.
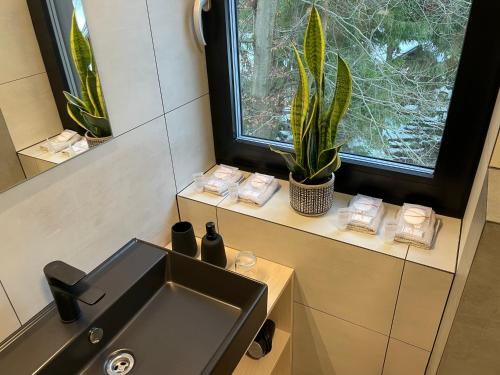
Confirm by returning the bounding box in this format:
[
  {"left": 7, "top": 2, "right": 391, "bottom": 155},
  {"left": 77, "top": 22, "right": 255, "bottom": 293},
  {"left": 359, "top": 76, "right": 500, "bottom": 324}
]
[
  {"left": 0, "top": 239, "right": 148, "bottom": 347},
  {"left": 205, "top": 283, "right": 268, "bottom": 375},
  {"left": 39, "top": 243, "right": 167, "bottom": 374},
  {"left": 1, "top": 239, "right": 269, "bottom": 375},
  {"left": 139, "top": 239, "right": 270, "bottom": 375},
  {"left": 0, "top": 238, "right": 167, "bottom": 375}
]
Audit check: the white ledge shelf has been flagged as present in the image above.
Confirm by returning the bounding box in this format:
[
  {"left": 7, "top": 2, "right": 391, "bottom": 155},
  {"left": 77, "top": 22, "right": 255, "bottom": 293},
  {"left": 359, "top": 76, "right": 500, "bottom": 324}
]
[{"left": 178, "top": 172, "right": 461, "bottom": 274}]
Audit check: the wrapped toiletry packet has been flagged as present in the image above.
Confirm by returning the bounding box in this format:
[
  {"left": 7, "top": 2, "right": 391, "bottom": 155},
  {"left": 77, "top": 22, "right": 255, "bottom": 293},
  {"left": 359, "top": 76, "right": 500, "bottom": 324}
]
[
  {"left": 203, "top": 164, "right": 243, "bottom": 196},
  {"left": 346, "top": 194, "right": 384, "bottom": 234},
  {"left": 40, "top": 130, "right": 81, "bottom": 153},
  {"left": 238, "top": 172, "right": 280, "bottom": 206},
  {"left": 61, "top": 139, "right": 89, "bottom": 157},
  {"left": 394, "top": 203, "right": 440, "bottom": 249}
]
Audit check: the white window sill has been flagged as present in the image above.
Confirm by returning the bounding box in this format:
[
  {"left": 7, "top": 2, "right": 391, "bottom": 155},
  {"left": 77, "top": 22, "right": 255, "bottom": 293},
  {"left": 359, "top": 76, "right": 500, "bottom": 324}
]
[{"left": 178, "top": 166, "right": 461, "bottom": 274}]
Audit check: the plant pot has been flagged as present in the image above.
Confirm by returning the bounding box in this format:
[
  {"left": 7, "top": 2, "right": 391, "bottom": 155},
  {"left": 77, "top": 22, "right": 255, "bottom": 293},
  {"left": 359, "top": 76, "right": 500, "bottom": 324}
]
[
  {"left": 85, "top": 131, "right": 112, "bottom": 148},
  {"left": 289, "top": 172, "right": 335, "bottom": 216}
]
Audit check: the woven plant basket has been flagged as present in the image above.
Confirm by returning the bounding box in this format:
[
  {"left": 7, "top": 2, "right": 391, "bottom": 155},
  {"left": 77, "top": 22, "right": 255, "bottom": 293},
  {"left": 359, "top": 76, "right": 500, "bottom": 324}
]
[
  {"left": 85, "top": 131, "right": 112, "bottom": 148},
  {"left": 289, "top": 173, "right": 335, "bottom": 216}
]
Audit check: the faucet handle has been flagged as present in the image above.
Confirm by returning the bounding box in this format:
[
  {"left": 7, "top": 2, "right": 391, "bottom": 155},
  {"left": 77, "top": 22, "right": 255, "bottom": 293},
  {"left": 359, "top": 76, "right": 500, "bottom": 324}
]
[
  {"left": 44, "top": 261, "right": 105, "bottom": 305},
  {"left": 75, "top": 282, "right": 105, "bottom": 305},
  {"left": 44, "top": 261, "right": 86, "bottom": 287},
  {"left": 44, "top": 260, "right": 105, "bottom": 322}
]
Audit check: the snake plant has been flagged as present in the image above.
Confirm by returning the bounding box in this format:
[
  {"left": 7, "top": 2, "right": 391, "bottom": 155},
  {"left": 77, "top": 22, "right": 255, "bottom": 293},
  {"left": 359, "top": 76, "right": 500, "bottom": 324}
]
[
  {"left": 272, "top": 6, "right": 352, "bottom": 184},
  {"left": 63, "top": 11, "right": 111, "bottom": 138}
]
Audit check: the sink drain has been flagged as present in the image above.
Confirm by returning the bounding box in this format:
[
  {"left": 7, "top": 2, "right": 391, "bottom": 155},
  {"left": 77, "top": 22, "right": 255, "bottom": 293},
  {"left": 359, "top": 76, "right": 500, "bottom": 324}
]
[{"left": 104, "top": 350, "right": 135, "bottom": 375}]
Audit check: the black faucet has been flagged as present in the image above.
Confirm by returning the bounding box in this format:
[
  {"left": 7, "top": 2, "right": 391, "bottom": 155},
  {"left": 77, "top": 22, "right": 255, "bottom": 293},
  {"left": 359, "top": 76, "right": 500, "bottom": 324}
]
[{"left": 43, "top": 261, "right": 105, "bottom": 323}]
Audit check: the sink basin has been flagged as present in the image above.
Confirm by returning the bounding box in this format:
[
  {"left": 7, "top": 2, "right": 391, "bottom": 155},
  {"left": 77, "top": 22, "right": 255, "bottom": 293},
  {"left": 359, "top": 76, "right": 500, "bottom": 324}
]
[{"left": 0, "top": 239, "right": 268, "bottom": 374}]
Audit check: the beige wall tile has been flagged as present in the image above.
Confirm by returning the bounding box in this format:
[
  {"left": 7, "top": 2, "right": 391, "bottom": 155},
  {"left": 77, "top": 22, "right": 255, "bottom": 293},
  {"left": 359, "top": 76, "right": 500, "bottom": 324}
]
[
  {"left": 18, "top": 154, "right": 56, "bottom": 179},
  {"left": 178, "top": 196, "right": 218, "bottom": 237},
  {"left": 218, "top": 208, "right": 403, "bottom": 334},
  {"left": 0, "top": 73, "right": 63, "bottom": 150},
  {"left": 428, "top": 92, "right": 499, "bottom": 374},
  {"left": 0, "top": 282, "right": 20, "bottom": 342},
  {"left": 487, "top": 167, "right": 500, "bottom": 223},
  {"left": 391, "top": 262, "right": 453, "bottom": 350},
  {"left": 428, "top": 179, "right": 487, "bottom": 375},
  {"left": 147, "top": 0, "right": 209, "bottom": 111},
  {"left": 438, "top": 222, "right": 500, "bottom": 375},
  {"left": 218, "top": 180, "right": 409, "bottom": 260},
  {"left": 383, "top": 338, "right": 430, "bottom": 375},
  {"left": 490, "top": 132, "right": 500, "bottom": 169},
  {"left": 166, "top": 96, "right": 215, "bottom": 191},
  {"left": 0, "top": 0, "right": 45, "bottom": 84},
  {"left": 293, "top": 303, "right": 387, "bottom": 375},
  {"left": 0, "top": 110, "right": 25, "bottom": 191},
  {"left": 83, "top": 0, "right": 164, "bottom": 136},
  {"left": 0, "top": 117, "right": 178, "bottom": 323}
]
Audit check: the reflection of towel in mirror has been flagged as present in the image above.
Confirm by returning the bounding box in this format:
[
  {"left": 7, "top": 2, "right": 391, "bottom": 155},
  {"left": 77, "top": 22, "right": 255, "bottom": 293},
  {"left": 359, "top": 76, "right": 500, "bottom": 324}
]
[
  {"left": 238, "top": 173, "right": 280, "bottom": 206},
  {"left": 394, "top": 203, "right": 438, "bottom": 249},
  {"left": 61, "top": 139, "right": 89, "bottom": 157},
  {"left": 203, "top": 165, "right": 243, "bottom": 196},
  {"left": 40, "top": 130, "right": 81, "bottom": 153},
  {"left": 346, "top": 194, "right": 384, "bottom": 234}
]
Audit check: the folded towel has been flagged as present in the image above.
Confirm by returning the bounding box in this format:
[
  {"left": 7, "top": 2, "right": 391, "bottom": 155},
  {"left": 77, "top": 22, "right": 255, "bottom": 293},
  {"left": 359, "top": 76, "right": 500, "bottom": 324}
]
[
  {"left": 61, "top": 139, "right": 89, "bottom": 157},
  {"left": 238, "top": 173, "right": 280, "bottom": 206},
  {"left": 394, "top": 203, "right": 438, "bottom": 249},
  {"left": 346, "top": 194, "right": 384, "bottom": 234},
  {"left": 203, "top": 165, "right": 243, "bottom": 196},
  {"left": 40, "top": 130, "right": 81, "bottom": 153}
]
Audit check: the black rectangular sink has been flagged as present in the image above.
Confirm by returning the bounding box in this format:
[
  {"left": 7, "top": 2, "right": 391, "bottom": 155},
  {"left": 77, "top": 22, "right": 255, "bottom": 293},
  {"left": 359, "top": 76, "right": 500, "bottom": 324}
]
[{"left": 0, "top": 239, "right": 268, "bottom": 375}]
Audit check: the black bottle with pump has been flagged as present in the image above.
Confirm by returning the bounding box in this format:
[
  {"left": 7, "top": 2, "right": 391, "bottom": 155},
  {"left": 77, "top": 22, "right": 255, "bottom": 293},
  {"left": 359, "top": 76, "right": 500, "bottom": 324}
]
[{"left": 201, "top": 222, "right": 227, "bottom": 268}]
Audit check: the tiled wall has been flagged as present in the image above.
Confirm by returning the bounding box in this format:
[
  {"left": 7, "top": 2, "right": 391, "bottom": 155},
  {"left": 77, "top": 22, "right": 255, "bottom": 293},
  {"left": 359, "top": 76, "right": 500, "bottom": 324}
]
[
  {"left": 0, "top": 0, "right": 215, "bottom": 342},
  {"left": 432, "top": 93, "right": 500, "bottom": 375},
  {"left": 427, "top": 91, "right": 500, "bottom": 374},
  {"left": 0, "top": 0, "right": 63, "bottom": 150},
  {"left": 487, "top": 120, "right": 500, "bottom": 223},
  {"left": 177, "top": 179, "right": 460, "bottom": 375},
  {"left": 437, "top": 222, "right": 500, "bottom": 375}
]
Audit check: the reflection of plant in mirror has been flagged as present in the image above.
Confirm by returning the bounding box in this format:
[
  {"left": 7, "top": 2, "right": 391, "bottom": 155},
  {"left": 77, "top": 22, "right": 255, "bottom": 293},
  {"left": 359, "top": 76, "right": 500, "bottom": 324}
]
[{"left": 63, "top": 11, "right": 111, "bottom": 139}]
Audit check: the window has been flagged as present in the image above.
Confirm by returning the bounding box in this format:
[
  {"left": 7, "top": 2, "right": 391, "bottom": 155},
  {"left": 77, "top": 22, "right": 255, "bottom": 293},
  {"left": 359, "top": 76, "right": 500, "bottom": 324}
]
[{"left": 204, "top": 0, "right": 500, "bottom": 217}]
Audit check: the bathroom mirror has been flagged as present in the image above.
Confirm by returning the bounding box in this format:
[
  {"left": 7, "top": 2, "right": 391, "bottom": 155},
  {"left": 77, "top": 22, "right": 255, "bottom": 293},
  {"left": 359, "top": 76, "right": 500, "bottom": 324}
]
[{"left": 0, "top": 0, "right": 111, "bottom": 193}]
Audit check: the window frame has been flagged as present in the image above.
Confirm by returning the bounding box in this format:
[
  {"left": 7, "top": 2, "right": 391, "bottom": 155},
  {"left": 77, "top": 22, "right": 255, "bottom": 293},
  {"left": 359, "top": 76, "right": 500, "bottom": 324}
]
[
  {"left": 27, "top": 0, "right": 80, "bottom": 134},
  {"left": 204, "top": 0, "right": 500, "bottom": 217}
]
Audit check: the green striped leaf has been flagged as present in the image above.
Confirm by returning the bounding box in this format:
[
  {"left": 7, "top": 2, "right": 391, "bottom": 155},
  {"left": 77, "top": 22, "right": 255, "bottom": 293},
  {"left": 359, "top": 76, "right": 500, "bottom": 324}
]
[
  {"left": 310, "top": 148, "right": 341, "bottom": 182},
  {"left": 66, "top": 102, "right": 87, "bottom": 131},
  {"left": 70, "top": 11, "right": 92, "bottom": 109},
  {"left": 327, "top": 55, "right": 352, "bottom": 147},
  {"left": 270, "top": 147, "right": 307, "bottom": 178},
  {"left": 94, "top": 68, "right": 108, "bottom": 117},
  {"left": 81, "top": 111, "right": 112, "bottom": 138},
  {"left": 306, "top": 96, "right": 319, "bottom": 173},
  {"left": 63, "top": 91, "right": 89, "bottom": 112},
  {"left": 86, "top": 70, "right": 104, "bottom": 117},
  {"left": 290, "top": 45, "right": 309, "bottom": 166},
  {"left": 303, "top": 7, "right": 325, "bottom": 88}
]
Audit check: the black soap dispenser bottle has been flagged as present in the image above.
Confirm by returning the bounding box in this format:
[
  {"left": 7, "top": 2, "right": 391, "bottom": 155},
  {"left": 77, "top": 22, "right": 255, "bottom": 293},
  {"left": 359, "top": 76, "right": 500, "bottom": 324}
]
[{"left": 201, "top": 222, "right": 227, "bottom": 268}]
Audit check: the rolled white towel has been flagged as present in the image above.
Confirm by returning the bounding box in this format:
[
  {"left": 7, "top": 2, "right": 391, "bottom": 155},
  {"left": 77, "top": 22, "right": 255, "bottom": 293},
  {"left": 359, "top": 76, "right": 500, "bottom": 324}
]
[
  {"left": 40, "top": 130, "right": 81, "bottom": 153},
  {"left": 203, "top": 164, "right": 243, "bottom": 196},
  {"left": 394, "top": 203, "right": 438, "bottom": 249},
  {"left": 238, "top": 173, "right": 280, "bottom": 206},
  {"left": 346, "top": 194, "right": 384, "bottom": 235},
  {"left": 61, "top": 139, "right": 89, "bottom": 157}
]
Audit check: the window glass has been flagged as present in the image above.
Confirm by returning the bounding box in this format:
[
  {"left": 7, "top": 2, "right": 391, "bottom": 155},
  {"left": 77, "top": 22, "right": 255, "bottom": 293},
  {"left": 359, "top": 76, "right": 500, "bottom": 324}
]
[{"left": 237, "top": 0, "right": 472, "bottom": 168}]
